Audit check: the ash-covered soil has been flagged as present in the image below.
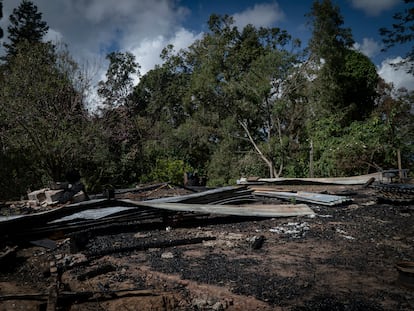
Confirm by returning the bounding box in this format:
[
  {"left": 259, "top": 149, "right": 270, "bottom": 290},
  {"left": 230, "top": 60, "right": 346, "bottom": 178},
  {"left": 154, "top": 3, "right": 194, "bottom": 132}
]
[{"left": 0, "top": 185, "right": 413, "bottom": 310}]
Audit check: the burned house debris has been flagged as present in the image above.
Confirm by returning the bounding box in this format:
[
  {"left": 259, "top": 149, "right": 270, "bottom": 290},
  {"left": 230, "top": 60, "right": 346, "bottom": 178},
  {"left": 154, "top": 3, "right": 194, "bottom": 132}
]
[
  {"left": 26, "top": 170, "right": 89, "bottom": 208},
  {"left": 0, "top": 173, "right": 413, "bottom": 310}
]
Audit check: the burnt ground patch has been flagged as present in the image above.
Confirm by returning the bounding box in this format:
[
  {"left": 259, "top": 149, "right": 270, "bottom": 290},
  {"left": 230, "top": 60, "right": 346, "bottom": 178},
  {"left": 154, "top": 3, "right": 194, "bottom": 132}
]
[{"left": 1, "top": 185, "right": 414, "bottom": 310}]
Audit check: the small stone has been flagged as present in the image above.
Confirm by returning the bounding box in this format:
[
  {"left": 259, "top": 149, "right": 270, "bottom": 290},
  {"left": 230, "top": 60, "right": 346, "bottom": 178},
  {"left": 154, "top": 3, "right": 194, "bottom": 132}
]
[
  {"left": 192, "top": 298, "right": 208, "bottom": 308},
  {"left": 161, "top": 252, "right": 174, "bottom": 259},
  {"left": 212, "top": 301, "right": 225, "bottom": 311}
]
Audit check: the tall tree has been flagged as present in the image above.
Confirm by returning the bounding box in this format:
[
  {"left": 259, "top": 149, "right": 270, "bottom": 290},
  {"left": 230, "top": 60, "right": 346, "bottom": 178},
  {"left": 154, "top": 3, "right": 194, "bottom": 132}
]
[
  {"left": 306, "top": 0, "right": 354, "bottom": 114},
  {"left": 0, "top": 41, "right": 90, "bottom": 188},
  {"left": 94, "top": 52, "right": 141, "bottom": 188},
  {"left": 305, "top": 0, "right": 382, "bottom": 177},
  {"left": 97, "top": 51, "right": 139, "bottom": 108},
  {"left": 380, "top": 0, "right": 414, "bottom": 72},
  {"left": 340, "top": 49, "right": 379, "bottom": 121},
  {"left": 128, "top": 46, "right": 197, "bottom": 183},
  {"left": 184, "top": 14, "right": 304, "bottom": 179},
  {"left": 3, "top": 0, "right": 49, "bottom": 59}
]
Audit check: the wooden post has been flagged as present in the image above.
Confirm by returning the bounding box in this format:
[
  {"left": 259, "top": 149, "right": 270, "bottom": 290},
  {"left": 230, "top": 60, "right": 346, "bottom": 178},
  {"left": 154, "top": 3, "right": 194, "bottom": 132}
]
[
  {"left": 397, "top": 149, "right": 402, "bottom": 181},
  {"left": 47, "top": 261, "right": 58, "bottom": 311},
  {"left": 309, "top": 140, "right": 314, "bottom": 178}
]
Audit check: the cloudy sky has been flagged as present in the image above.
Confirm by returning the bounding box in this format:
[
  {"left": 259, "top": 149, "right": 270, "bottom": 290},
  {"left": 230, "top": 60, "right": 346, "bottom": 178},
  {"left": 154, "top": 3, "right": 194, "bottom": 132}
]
[{"left": 1, "top": 0, "right": 413, "bottom": 91}]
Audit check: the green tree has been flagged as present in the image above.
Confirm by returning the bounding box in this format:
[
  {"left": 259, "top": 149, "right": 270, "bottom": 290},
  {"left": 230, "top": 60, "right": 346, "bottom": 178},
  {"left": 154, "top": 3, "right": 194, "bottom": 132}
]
[
  {"left": 314, "top": 81, "right": 414, "bottom": 177},
  {"left": 185, "top": 14, "right": 304, "bottom": 179},
  {"left": 375, "top": 80, "right": 414, "bottom": 168},
  {"left": 3, "top": 0, "right": 49, "bottom": 59},
  {"left": 380, "top": 0, "right": 414, "bottom": 72},
  {"left": 306, "top": 0, "right": 354, "bottom": 114},
  {"left": 129, "top": 47, "right": 196, "bottom": 183},
  {"left": 340, "top": 49, "right": 379, "bottom": 121},
  {"left": 94, "top": 51, "right": 142, "bottom": 189},
  {"left": 0, "top": 41, "right": 91, "bottom": 196},
  {"left": 97, "top": 51, "right": 139, "bottom": 108},
  {"left": 304, "top": 0, "right": 381, "bottom": 177}
]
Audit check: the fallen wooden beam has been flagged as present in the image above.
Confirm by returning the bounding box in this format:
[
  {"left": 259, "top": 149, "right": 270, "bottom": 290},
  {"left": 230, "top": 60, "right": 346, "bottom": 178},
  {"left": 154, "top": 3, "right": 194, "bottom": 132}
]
[{"left": 122, "top": 200, "right": 315, "bottom": 217}]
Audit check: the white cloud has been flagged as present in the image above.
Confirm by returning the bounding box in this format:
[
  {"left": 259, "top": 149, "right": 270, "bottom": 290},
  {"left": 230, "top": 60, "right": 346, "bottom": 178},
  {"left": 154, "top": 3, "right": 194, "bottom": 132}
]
[
  {"left": 30, "top": 0, "right": 189, "bottom": 63},
  {"left": 350, "top": 0, "right": 400, "bottom": 16},
  {"left": 44, "top": 28, "right": 63, "bottom": 44},
  {"left": 353, "top": 38, "right": 381, "bottom": 58},
  {"left": 126, "top": 28, "right": 201, "bottom": 80},
  {"left": 0, "top": 0, "right": 196, "bottom": 107},
  {"left": 233, "top": 3, "right": 285, "bottom": 30},
  {"left": 377, "top": 57, "right": 414, "bottom": 91}
]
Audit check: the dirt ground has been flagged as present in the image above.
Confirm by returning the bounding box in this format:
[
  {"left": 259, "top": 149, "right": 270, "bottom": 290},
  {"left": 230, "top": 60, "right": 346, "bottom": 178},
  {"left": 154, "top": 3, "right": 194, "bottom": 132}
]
[{"left": 0, "top": 184, "right": 414, "bottom": 310}]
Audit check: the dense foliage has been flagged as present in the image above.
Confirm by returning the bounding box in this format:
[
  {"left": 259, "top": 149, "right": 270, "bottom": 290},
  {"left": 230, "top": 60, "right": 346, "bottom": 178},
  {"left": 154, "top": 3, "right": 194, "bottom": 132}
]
[{"left": 0, "top": 0, "right": 413, "bottom": 200}]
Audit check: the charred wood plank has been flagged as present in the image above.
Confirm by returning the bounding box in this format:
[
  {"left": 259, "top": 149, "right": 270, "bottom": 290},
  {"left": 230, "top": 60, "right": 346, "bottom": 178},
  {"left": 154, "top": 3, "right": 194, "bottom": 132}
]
[
  {"left": 0, "top": 289, "right": 158, "bottom": 303},
  {"left": 57, "top": 289, "right": 158, "bottom": 304},
  {"left": 0, "top": 293, "right": 47, "bottom": 301},
  {"left": 126, "top": 201, "right": 315, "bottom": 218},
  {"left": 86, "top": 236, "right": 216, "bottom": 259}
]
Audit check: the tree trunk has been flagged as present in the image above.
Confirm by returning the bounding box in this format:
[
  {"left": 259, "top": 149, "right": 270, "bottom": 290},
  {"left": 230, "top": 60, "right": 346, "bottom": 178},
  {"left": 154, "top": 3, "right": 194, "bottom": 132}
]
[{"left": 238, "top": 120, "right": 278, "bottom": 178}]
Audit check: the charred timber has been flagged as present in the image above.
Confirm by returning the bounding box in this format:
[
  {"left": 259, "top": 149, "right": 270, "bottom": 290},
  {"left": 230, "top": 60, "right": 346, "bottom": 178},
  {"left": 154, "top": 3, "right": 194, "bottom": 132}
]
[{"left": 86, "top": 236, "right": 216, "bottom": 259}]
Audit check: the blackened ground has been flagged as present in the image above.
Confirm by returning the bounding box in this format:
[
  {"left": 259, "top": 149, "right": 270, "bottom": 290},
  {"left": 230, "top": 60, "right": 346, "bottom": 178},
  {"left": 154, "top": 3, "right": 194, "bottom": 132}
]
[{"left": 0, "top": 185, "right": 414, "bottom": 310}]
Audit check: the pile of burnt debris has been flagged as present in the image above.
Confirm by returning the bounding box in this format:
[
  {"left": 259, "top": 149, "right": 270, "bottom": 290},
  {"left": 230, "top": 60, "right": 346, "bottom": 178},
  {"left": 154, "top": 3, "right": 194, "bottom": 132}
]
[{"left": 0, "top": 172, "right": 413, "bottom": 310}]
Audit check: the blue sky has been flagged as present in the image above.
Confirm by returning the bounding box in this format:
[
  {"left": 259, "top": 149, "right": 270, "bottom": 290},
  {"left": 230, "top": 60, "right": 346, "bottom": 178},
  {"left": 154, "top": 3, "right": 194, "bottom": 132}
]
[
  {"left": 180, "top": 0, "right": 409, "bottom": 65},
  {"left": 0, "top": 0, "right": 412, "bottom": 90}
]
